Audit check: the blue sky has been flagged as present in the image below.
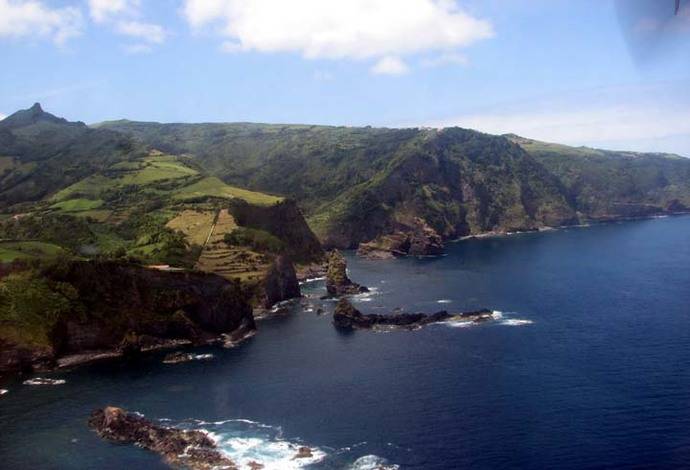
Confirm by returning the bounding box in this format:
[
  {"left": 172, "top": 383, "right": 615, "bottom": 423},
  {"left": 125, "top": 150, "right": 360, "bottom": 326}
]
[{"left": 1, "top": 0, "right": 690, "bottom": 155}]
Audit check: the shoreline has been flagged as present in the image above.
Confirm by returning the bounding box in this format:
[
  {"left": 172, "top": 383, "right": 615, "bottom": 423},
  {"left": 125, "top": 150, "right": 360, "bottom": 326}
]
[{"left": 451, "top": 211, "right": 690, "bottom": 244}]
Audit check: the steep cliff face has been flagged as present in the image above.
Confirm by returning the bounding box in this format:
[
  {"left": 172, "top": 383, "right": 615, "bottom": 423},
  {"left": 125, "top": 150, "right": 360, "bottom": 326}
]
[
  {"left": 260, "top": 255, "right": 300, "bottom": 308},
  {"left": 0, "top": 260, "right": 255, "bottom": 373},
  {"left": 228, "top": 199, "right": 324, "bottom": 263},
  {"left": 316, "top": 129, "right": 577, "bottom": 249}
]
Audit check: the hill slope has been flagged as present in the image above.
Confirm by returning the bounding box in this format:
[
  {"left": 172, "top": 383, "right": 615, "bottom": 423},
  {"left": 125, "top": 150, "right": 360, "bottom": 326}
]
[
  {"left": 507, "top": 135, "right": 690, "bottom": 219},
  {"left": 0, "top": 104, "right": 140, "bottom": 209},
  {"left": 99, "top": 121, "right": 583, "bottom": 250}
]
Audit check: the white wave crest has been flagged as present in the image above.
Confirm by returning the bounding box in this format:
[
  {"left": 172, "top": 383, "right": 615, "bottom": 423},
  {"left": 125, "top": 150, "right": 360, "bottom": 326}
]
[
  {"left": 298, "top": 276, "right": 325, "bottom": 285},
  {"left": 190, "top": 419, "right": 326, "bottom": 469},
  {"left": 23, "top": 378, "right": 66, "bottom": 386},
  {"left": 500, "top": 319, "right": 533, "bottom": 326},
  {"left": 0, "top": 389, "right": 7, "bottom": 395},
  {"left": 436, "top": 299, "right": 453, "bottom": 304},
  {"left": 442, "top": 320, "right": 474, "bottom": 328},
  {"left": 350, "top": 454, "right": 400, "bottom": 469}
]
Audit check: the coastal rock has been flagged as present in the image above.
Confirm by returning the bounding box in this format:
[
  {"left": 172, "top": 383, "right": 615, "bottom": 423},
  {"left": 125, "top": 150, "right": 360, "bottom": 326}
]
[
  {"left": 89, "top": 407, "right": 237, "bottom": 470},
  {"left": 357, "top": 218, "right": 444, "bottom": 259},
  {"left": 666, "top": 199, "right": 688, "bottom": 213},
  {"left": 325, "top": 250, "right": 368, "bottom": 296},
  {"left": 162, "top": 351, "right": 214, "bottom": 364},
  {"left": 292, "top": 446, "right": 314, "bottom": 460},
  {"left": 0, "top": 339, "right": 54, "bottom": 373},
  {"left": 261, "top": 255, "right": 300, "bottom": 309},
  {"left": 295, "top": 263, "right": 327, "bottom": 283},
  {"left": 333, "top": 298, "right": 493, "bottom": 331}
]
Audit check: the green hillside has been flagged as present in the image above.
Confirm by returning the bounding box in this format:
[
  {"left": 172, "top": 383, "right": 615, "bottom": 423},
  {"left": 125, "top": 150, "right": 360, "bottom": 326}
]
[
  {"left": 507, "top": 135, "right": 690, "bottom": 219},
  {"left": 0, "top": 106, "right": 321, "bottom": 284},
  {"left": 101, "top": 119, "right": 690, "bottom": 249}
]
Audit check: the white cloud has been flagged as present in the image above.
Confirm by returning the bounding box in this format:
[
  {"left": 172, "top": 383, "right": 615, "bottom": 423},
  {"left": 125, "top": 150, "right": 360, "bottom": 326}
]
[
  {"left": 0, "top": 113, "right": 6, "bottom": 121},
  {"left": 428, "top": 106, "right": 690, "bottom": 149},
  {"left": 88, "top": 0, "right": 138, "bottom": 23},
  {"left": 116, "top": 20, "right": 166, "bottom": 44},
  {"left": 371, "top": 56, "right": 409, "bottom": 75},
  {"left": 88, "top": 0, "right": 166, "bottom": 50},
  {"left": 421, "top": 52, "right": 469, "bottom": 67},
  {"left": 0, "top": 0, "right": 82, "bottom": 44},
  {"left": 182, "top": 0, "right": 493, "bottom": 71}
]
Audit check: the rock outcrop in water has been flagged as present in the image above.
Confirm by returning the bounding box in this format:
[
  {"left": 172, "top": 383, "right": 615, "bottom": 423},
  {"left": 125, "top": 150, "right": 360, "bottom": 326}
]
[
  {"left": 89, "top": 407, "right": 237, "bottom": 470},
  {"left": 333, "top": 298, "right": 493, "bottom": 330},
  {"left": 325, "top": 250, "right": 368, "bottom": 296}
]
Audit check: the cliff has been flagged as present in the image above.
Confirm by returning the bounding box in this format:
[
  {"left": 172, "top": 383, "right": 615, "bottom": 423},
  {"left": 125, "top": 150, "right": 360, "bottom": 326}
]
[
  {"left": 228, "top": 199, "right": 324, "bottom": 263},
  {"left": 0, "top": 260, "right": 254, "bottom": 373},
  {"left": 260, "top": 255, "right": 300, "bottom": 308}
]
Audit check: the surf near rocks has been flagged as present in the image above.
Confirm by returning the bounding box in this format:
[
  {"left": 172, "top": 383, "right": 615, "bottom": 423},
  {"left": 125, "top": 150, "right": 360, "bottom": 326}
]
[{"left": 333, "top": 298, "right": 494, "bottom": 331}]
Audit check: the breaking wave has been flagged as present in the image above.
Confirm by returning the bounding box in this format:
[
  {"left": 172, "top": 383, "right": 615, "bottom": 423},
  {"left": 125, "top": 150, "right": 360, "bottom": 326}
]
[
  {"left": 499, "top": 319, "right": 534, "bottom": 326},
  {"left": 350, "top": 454, "right": 400, "bottom": 469},
  {"left": 23, "top": 378, "right": 66, "bottom": 386},
  {"left": 178, "top": 418, "right": 326, "bottom": 469}
]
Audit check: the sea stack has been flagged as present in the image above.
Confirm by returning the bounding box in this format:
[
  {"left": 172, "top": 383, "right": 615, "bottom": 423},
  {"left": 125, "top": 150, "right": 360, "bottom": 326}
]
[{"left": 325, "top": 250, "right": 368, "bottom": 296}]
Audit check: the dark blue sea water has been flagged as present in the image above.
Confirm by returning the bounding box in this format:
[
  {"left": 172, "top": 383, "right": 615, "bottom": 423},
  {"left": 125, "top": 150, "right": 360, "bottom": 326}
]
[{"left": 2, "top": 216, "right": 690, "bottom": 469}]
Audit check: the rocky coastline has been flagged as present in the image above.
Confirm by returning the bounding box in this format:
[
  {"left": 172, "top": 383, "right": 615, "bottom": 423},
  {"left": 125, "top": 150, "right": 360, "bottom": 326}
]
[
  {"left": 88, "top": 407, "right": 318, "bottom": 470},
  {"left": 89, "top": 407, "right": 238, "bottom": 470},
  {"left": 333, "top": 298, "right": 494, "bottom": 331},
  {"left": 0, "top": 260, "right": 257, "bottom": 375}
]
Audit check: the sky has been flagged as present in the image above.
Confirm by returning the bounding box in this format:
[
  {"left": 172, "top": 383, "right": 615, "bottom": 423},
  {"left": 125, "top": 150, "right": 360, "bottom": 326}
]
[{"left": 1, "top": 0, "right": 690, "bottom": 156}]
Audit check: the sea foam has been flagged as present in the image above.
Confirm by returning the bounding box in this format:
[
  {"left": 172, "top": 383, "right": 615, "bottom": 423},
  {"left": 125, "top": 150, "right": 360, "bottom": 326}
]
[
  {"left": 23, "top": 378, "right": 66, "bottom": 386},
  {"left": 350, "top": 454, "right": 400, "bottom": 469},
  {"left": 182, "top": 418, "right": 326, "bottom": 469}
]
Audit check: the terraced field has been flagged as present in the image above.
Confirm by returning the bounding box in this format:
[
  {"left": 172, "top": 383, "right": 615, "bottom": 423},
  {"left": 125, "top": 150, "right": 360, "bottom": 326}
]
[
  {"left": 165, "top": 210, "right": 216, "bottom": 246},
  {"left": 195, "top": 209, "right": 271, "bottom": 281}
]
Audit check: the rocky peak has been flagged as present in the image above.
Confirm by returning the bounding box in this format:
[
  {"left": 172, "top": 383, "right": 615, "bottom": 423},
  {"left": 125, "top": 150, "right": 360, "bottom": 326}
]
[
  {"left": 0, "top": 103, "right": 78, "bottom": 129},
  {"left": 325, "top": 250, "right": 368, "bottom": 296}
]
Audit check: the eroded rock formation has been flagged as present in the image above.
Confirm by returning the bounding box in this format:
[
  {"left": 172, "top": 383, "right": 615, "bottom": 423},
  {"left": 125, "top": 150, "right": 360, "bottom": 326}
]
[
  {"left": 333, "top": 298, "right": 493, "bottom": 330},
  {"left": 89, "top": 407, "right": 237, "bottom": 470},
  {"left": 325, "top": 250, "right": 368, "bottom": 296}
]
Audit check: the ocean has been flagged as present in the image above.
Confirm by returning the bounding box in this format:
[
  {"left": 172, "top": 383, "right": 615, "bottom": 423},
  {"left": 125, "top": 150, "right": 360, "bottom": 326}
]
[{"left": 2, "top": 215, "right": 689, "bottom": 469}]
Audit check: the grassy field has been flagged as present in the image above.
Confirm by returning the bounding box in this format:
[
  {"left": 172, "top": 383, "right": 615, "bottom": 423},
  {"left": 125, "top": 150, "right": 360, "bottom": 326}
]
[
  {"left": 50, "top": 198, "right": 104, "bottom": 212},
  {"left": 174, "top": 177, "right": 283, "bottom": 206},
  {"left": 53, "top": 155, "right": 198, "bottom": 201},
  {"left": 0, "top": 241, "right": 66, "bottom": 262},
  {"left": 165, "top": 210, "right": 216, "bottom": 246}
]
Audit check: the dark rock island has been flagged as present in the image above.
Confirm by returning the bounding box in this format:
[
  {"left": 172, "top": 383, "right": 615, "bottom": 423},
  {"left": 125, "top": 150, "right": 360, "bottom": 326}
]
[
  {"left": 89, "top": 407, "right": 237, "bottom": 470},
  {"left": 333, "top": 298, "right": 494, "bottom": 330},
  {"left": 325, "top": 250, "right": 368, "bottom": 296}
]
